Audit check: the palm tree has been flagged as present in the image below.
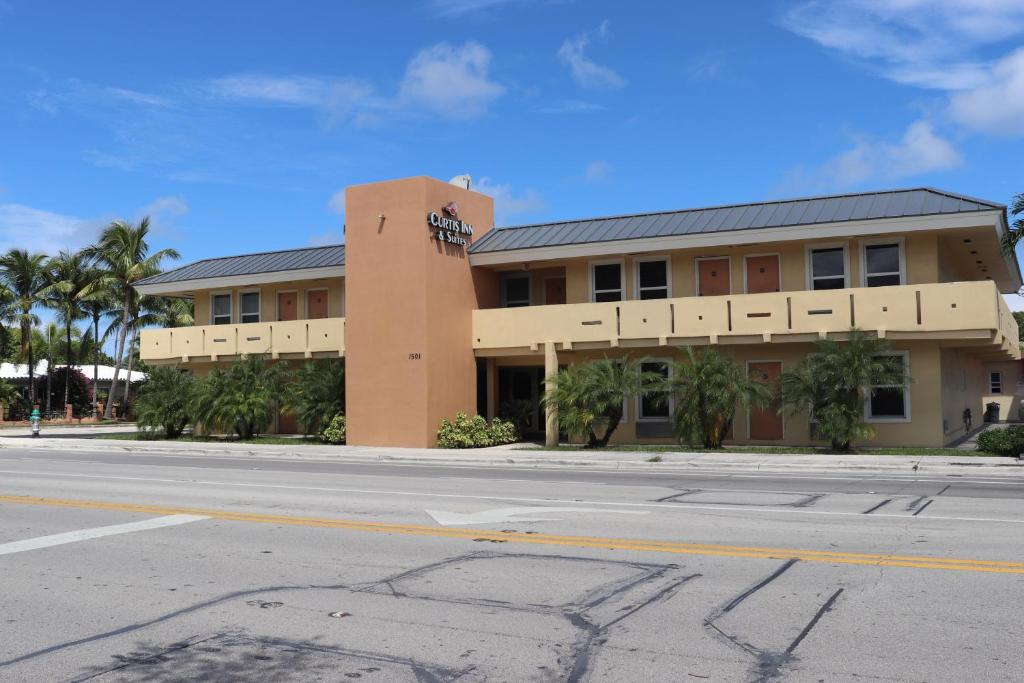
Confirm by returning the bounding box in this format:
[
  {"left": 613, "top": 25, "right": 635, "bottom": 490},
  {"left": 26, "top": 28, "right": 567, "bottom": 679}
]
[
  {"left": 80, "top": 277, "right": 114, "bottom": 418},
  {"left": 84, "top": 218, "right": 179, "bottom": 418},
  {"left": 41, "top": 250, "right": 94, "bottom": 409},
  {"left": 664, "top": 347, "right": 772, "bottom": 449},
  {"left": 0, "top": 250, "right": 49, "bottom": 404},
  {"left": 31, "top": 322, "right": 62, "bottom": 414},
  {"left": 145, "top": 296, "right": 194, "bottom": 329},
  {"left": 191, "top": 355, "right": 284, "bottom": 439},
  {"left": 779, "top": 329, "right": 909, "bottom": 451},
  {"left": 1000, "top": 193, "right": 1024, "bottom": 256},
  {"left": 541, "top": 356, "right": 657, "bottom": 448}
]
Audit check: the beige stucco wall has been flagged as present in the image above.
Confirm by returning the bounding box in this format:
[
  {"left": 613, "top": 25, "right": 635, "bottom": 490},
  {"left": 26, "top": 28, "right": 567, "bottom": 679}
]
[
  {"left": 191, "top": 277, "right": 345, "bottom": 324},
  {"left": 550, "top": 232, "right": 955, "bottom": 304},
  {"left": 940, "top": 352, "right": 1022, "bottom": 441}
]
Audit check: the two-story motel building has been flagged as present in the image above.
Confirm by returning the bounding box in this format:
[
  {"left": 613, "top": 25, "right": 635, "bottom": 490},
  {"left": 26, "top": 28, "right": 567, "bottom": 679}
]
[{"left": 136, "top": 176, "right": 1022, "bottom": 448}]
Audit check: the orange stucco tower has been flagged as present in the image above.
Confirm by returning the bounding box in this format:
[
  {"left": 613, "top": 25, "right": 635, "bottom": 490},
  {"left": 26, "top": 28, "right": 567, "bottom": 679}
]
[{"left": 344, "top": 176, "right": 497, "bottom": 447}]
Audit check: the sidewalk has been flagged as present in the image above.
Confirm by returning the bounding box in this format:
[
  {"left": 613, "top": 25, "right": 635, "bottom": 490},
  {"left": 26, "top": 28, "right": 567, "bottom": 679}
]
[{"left": 0, "top": 428, "right": 1021, "bottom": 475}]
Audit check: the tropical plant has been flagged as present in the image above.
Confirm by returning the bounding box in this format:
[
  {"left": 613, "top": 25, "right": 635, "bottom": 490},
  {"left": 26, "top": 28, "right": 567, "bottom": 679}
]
[
  {"left": 191, "top": 356, "right": 283, "bottom": 439},
  {"left": 541, "top": 356, "right": 657, "bottom": 448},
  {"left": 80, "top": 270, "right": 115, "bottom": 417},
  {"left": 0, "top": 378, "right": 18, "bottom": 419},
  {"left": 664, "top": 347, "right": 773, "bottom": 449},
  {"left": 41, "top": 250, "right": 95, "bottom": 408},
  {"left": 499, "top": 398, "right": 534, "bottom": 434},
  {"left": 144, "top": 296, "right": 194, "bottom": 328},
  {"left": 135, "top": 366, "right": 194, "bottom": 438},
  {"left": 0, "top": 250, "right": 49, "bottom": 403},
  {"left": 1000, "top": 192, "right": 1024, "bottom": 256},
  {"left": 320, "top": 414, "right": 347, "bottom": 444},
  {"left": 976, "top": 426, "right": 1024, "bottom": 457},
  {"left": 779, "top": 329, "right": 908, "bottom": 451},
  {"left": 436, "top": 412, "right": 518, "bottom": 448},
  {"left": 83, "top": 218, "right": 179, "bottom": 418},
  {"left": 283, "top": 359, "right": 345, "bottom": 436},
  {"left": 50, "top": 367, "right": 93, "bottom": 418},
  {"left": 31, "top": 322, "right": 61, "bottom": 413}
]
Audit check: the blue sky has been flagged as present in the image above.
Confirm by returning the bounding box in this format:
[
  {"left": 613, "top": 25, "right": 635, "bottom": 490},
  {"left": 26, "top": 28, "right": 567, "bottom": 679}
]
[{"left": 1, "top": 0, "right": 1022, "bottom": 307}]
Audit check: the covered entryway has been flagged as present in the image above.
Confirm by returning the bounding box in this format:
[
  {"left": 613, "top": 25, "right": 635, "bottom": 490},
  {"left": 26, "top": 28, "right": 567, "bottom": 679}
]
[
  {"left": 498, "top": 367, "right": 544, "bottom": 437},
  {"left": 748, "top": 360, "right": 784, "bottom": 440}
]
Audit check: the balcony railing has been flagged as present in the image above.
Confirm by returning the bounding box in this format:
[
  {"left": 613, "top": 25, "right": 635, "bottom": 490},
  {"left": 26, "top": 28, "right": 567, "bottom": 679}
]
[
  {"left": 141, "top": 317, "right": 345, "bottom": 363},
  {"left": 472, "top": 281, "right": 1020, "bottom": 359}
]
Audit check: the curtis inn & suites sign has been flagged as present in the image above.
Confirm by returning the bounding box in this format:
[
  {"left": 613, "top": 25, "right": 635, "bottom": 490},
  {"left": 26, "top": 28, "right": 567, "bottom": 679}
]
[{"left": 428, "top": 201, "right": 474, "bottom": 248}]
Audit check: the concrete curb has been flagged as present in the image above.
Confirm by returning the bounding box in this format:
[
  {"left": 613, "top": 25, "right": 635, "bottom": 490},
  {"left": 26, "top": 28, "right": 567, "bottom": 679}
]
[{"left": 2, "top": 436, "right": 1021, "bottom": 475}]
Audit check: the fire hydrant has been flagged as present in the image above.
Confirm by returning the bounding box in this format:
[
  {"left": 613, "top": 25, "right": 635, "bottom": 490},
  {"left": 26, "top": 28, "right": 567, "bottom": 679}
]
[{"left": 29, "top": 406, "right": 41, "bottom": 438}]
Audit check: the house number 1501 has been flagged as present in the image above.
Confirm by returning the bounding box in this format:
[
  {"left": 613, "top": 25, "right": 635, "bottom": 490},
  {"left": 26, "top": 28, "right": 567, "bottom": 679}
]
[{"left": 409, "top": 353, "right": 422, "bottom": 360}]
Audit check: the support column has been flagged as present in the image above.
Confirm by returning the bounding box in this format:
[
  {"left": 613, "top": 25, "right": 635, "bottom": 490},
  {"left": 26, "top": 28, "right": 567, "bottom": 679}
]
[
  {"left": 485, "top": 358, "right": 496, "bottom": 419},
  {"left": 544, "top": 341, "right": 558, "bottom": 447}
]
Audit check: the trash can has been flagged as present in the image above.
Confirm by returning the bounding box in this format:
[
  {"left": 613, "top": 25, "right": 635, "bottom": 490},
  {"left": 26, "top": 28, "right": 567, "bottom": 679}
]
[{"left": 984, "top": 402, "right": 1001, "bottom": 423}]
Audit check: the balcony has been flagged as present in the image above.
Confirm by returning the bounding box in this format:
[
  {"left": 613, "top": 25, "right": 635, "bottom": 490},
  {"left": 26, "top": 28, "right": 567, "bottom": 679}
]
[
  {"left": 472, "top": 281, "right": 1020, "bottom": 360},
  {"left": 141, "top": 318, "right": 345, "bottom": 364}
]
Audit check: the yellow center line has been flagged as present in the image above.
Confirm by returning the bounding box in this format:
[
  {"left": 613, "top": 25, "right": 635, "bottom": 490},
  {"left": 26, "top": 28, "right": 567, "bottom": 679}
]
[{"left": 2, "top": 494, "right": 1022, "bottom": 574}]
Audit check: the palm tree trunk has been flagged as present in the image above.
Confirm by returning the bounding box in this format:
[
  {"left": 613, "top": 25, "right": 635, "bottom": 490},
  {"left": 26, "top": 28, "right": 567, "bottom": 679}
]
[
  {"left": 45, "top": 360, "right": 52, "bottom": 414},
  {"left": 64, "top": 324, "right": 73, "bottom": 409},
  {"left": 121, "top": 329, "right": 136, "bottom": 411},
  {"left": 25, "top": 321, "right": 34, "bottom": 405},
  {"left": 93, "top": 313, "right": 100, "bottom": 419},
  {"left": 104, "top": 299, "right": 130, "bottom": 419}
]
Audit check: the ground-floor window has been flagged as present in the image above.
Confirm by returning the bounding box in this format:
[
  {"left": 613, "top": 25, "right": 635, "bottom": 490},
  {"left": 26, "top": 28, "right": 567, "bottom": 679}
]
[
  {"left": 866, "top": 352, "right": 910, "bottom": 421},
  {"left": 990, "top": 371, "right": 1003, "bottom": 394},
  {"left": 638, "top": 360, "right": 670, "bottom": 420}
]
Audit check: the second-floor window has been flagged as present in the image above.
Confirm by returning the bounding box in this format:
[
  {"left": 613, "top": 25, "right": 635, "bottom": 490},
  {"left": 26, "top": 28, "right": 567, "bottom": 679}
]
[
  {"left": 863, "top": 242, "right": 903, "bottom": 287},
  {"left": 809, "top": 246, "right": 847, "bottom": 290},
  {"left": 212, "top": 293, "right": 231, "bottom": 325},
  {"left": 636, "top": 259, "right": 670, "bottom": 300},
  {"left": 592, "top": 262, "right": 624, "bottom": 302},
  {"left": 240, "top": 291, "right": 260, "bottom": 323},
  {"left": 501, "top": 274, "right": 531, "bottom": 307}
]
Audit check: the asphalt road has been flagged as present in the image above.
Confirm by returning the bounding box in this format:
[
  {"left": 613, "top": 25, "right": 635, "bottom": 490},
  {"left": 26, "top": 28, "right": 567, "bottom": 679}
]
[{"left": 1, "top": 446, "right": 1022, "bottom": 682}]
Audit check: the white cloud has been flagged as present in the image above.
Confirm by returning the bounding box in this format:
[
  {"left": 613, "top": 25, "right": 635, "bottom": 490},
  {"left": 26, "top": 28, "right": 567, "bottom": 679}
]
[
  {"left": 327, "top": 190, "right": 346, "bottom": 215},
  {"left": 0, "top": 204, "right": 97, "bottom": 254},
  {"left": 140, "top": 196, "right": 189, "bottom": 241},
  {"left": 144, "top": 196, "right": 189, "bottom": 218},
  {"left": 430, "top": 0, "right": 523, "bottom": 15},
  {"left": 105, "top": 87, "right": 171, "bottom": 108},
  {"left": 399, "top": 42, "right": 505, "bottom": 119},
  {"left": 784, "top": 1, "right": 1024, "bottom": 136},
  {"left": 949, "top": 47, "right": 1024, "bottom": 136},
  {"left": 308, "top": 230, "right": 341, "bottom": 247},
  {"left": 534, "top": 99, "right": 606, "bottom": 114},
  {"left": 584, "top": 160, "right": 610, "bottom": 183},
  {"left": 474, "top": 177, "right": 546, "bottom": 224},
  {"left": 557, "top": 21, "right": 626, "bottom": 90},
  {"left": 788, "top": 120, "right": 962, "bottom": 190}
]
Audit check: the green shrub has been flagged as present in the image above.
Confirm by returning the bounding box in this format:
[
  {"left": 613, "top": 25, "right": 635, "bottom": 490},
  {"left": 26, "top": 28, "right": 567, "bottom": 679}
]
[
  {"left": 191, "top": 355, "right": 284, "bottom": 439},
  {"left": 284, "top": 359, "right": 345, "bottom": 436},
  {"left": 436, "top": 412, "right": 518, "bottom": 448},
  {"left": 320, "top": 414, "right": 346, "bottom": 444},
  {"left": 135, "top": 366, "right": 194, "bottom": 438},
  {"left": 976, "top": 426, "right": 1024, "bottom": 457}
]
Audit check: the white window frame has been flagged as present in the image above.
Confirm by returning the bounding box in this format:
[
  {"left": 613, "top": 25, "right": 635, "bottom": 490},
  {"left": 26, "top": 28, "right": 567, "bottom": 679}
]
[
  {"left": 637, "top": 358, "right": 672, "bottom": 421},
  {"left": 276, "top": 289, "right": 299, "bottom": 321},
  {"left": 210, "top": 291, "right": 232, "bottom": 325},
  {"left": 306, "top": 287, "right": 330, "bottom": 319},
  {"left": 805, "top": 242, "right": 850, "bottom": 291},
  {"left": 633, "top": 256, "right": 672, "bottom": 301},
  {"left": 694, "top": 255, "right": 732, "bottom": 296},
  {"left": 500, "top": 272, "right": 532, "bottom": 307},
  {"left": 990, "top": 371, "right": 1003, "bottom": 395},
  {"left": 860, "top": 237, "right": 906, "bottom": 288},
  {"left": 239, "top": 288, "right": 261, "bottom": 324},
  {"left": 589, "top": 259, "right": 625, "bottom": 303},
  {"left": 745, "top": 360, "right": 785, "bottom": 440},
  {"left": 865, "top": 351, "right": 911, "bottom": 423},
  {"left": 742, "top": 253, "right": 782, "bottom": 294}
]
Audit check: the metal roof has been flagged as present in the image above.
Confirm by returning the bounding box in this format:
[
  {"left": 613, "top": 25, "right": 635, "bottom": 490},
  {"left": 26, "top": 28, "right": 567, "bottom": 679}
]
[
  {"left": 468, "top": 188, "right": 1004, "bottom": 255},
  {"left": 137, "top": 244, "right": 345, "bottom": 286}
]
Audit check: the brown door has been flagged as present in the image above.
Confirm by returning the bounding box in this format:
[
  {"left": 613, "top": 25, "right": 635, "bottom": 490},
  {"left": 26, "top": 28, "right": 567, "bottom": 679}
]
[
  {"left": 748, "top": 361, "right": 783, "bottom": 440},
  {"left": 544, "top": 277, "right": 566, "bottom": 305},
  {"left": 697, "top": 257, "right": 730, "bottom": 296},
  {"left": 746, "top": 255, "right": 780, "bottom": 294},
  {"left": 278, "top": 291, "right": 297, "bottom": 321},
  {"left": 277, "top": 410, "right": 299, "bottom": 435},
  {"left": 307, "top": 290, "right": 328, "bottom": 319}
]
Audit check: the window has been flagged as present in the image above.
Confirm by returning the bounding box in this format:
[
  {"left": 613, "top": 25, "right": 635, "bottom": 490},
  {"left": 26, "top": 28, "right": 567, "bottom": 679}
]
[
  {"left": 636, "top": 259, "right": 669, "bottom": 300},
  {"left": 863, "top": 242, "right": 903, "bottom": 287},
  {"left": 990, "top": 371, "right": 1003, "bottom": 394},
  {"left": 867, "top": 353, "right": 909, "bottom": 421},
  {"left": 211, "top": 293, "right": 231, "bottom": 325},
  {"left": 240, "top": 291, "right": 260, "bottom": 324},
  {"left": 638, "top": 361, "right": 670, "bottom": 420},
  {"left": 808, "top": 246, "right": 847, "bottom": 290},
  {"left": 591, "top": 262, "right": 623, "bottom": 302},
  {"left": 501, "top": 274, "right": 531, "bottom": 307}
]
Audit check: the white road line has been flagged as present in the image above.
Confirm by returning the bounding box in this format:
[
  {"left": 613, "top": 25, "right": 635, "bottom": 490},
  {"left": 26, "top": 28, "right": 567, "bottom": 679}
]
[
  {"left": 0, "top": 514, "right": 208, "bottom": 556},
  {"left": 1, "top": 469, "right": 1023, "bottom": 525}
]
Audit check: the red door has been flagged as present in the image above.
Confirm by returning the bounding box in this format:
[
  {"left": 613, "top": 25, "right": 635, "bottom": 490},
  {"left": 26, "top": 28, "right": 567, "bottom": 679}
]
[
  {"left": 697, "top": 258, "right": 730, "bottom": 296},
  {"left": 748, "top": 361, "right": 783, "bottom": 440},
  {"left": 307, "top": 290, "right": 328, "bottom": 319},
  {"left": 545, "top": 278, "right": 566, "bottom": 305},
  {"left": 746, "top": 255, "right": 780, "bottom": 294},
  {"left": 278, "top": 292, "right": 297, "bottom": 321}
]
